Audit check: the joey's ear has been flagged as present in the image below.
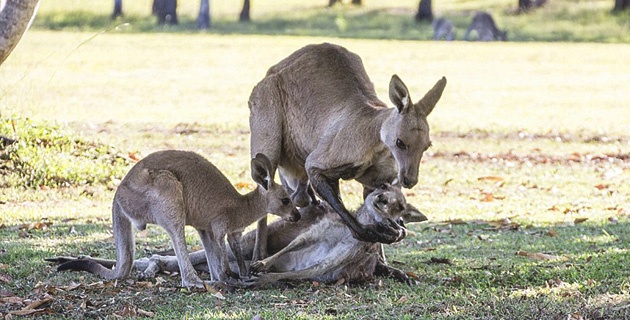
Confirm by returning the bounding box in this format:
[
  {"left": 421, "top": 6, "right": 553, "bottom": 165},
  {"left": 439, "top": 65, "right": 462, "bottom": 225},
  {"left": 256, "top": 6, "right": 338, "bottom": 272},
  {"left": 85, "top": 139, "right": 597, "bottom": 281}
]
[
  {"left": 402, "top": 203, "right": 428, "bottom": 223},
  {"left": 251, "top": 153, "right": 272, "bottom": 190},
  {"left": 389, "top": 74, "right": 412, "bottom": 114},
  {"left": 416, "top": 77, "right": 447, "bottom": 117}
]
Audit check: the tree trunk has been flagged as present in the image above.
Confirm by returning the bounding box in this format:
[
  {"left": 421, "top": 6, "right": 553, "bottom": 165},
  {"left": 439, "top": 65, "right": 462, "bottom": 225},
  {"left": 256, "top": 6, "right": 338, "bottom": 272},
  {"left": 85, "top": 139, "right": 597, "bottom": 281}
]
[
  {"left": 613, "top": 0, "right": 630, "bottom": 10},
  {"left": 153, "top": 0, "right": 178, "bottom": 25},
  {"left": 239, "top": 0, "right": 250, "bottom": 22},
  {"left": 0, "top": 0, "right": 40, "bottom": 66},
  {"left": 415, "top": 0, "right": 433, "bottom": 22},
  {"left": 197, "top": 0, "right": 210, "bottom": 29},
  {"left": 112, "top": 0, "right": 123, "bottom": 18}
]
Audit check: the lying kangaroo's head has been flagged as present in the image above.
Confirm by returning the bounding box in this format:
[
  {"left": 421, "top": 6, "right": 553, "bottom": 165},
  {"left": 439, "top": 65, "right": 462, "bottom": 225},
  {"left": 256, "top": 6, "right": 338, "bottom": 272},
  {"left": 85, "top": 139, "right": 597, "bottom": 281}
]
[
  {"left": 381, "top": 75, "right": 447, "bottom": 188},
  {"left": 251, "top": 153, "right": 301, "bottom": 222},
  {"left": 363, "top": 184, "right": 428, "bottom": 224}
]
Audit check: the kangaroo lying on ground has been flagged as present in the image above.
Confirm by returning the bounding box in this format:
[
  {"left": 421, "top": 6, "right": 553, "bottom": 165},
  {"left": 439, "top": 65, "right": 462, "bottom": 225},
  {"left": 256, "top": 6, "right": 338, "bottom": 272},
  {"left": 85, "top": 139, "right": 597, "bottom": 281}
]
[
  {"left": 50, "top": 185, "right": 426, "bottom": 285},
  {"left": 248, "top": 184, "right": 426, "bottom": 286},
  {"left": 464, "top": 11, "right": 507, "bottom": 41},
  {"left": 249, "top": 43, "right": 446, "bottom": 258},
  {"left": 56, "top": 150, "right": 300, "bottom": 288},
  {"left": 432, "top": 18, "right": 455, "bottom": 41}
]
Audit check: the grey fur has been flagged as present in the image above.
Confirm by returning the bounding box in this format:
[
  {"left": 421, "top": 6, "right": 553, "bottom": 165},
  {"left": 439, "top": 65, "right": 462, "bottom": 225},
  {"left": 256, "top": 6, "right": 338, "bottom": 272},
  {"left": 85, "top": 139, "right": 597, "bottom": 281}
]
[
  {"left": 51, "top": 185, "right": 427, "bottom": 285},
  {"left": 432, "top": 18, "right": 455, "bottom": 41},
  {"left": 57, "top": 150, "right": 299, "bottom": 288},
  {"left": 248, "top": 184, "right": 427, "bottom": 285},
  {"left": 248, "top": 43, "right": 446, "bottom": 249},
  {"left": 464, "top": 11, "right": 507, "bottom": 41}
]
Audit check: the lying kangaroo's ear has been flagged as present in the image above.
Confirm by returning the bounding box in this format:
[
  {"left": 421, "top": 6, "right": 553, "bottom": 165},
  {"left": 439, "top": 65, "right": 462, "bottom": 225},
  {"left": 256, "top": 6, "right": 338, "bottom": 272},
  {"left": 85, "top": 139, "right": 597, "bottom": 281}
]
[
  {"left": 389, "top": 74, "right": 412, "bottom": 114},
  {"left": 402, "top": 203, "right": 428, "bottom": 223},
  {"left": 251, "top": 153, "right": 272, "bottom": 190},
  {"left": 416, "top": 77, "right": 447, "bottom": 117}
]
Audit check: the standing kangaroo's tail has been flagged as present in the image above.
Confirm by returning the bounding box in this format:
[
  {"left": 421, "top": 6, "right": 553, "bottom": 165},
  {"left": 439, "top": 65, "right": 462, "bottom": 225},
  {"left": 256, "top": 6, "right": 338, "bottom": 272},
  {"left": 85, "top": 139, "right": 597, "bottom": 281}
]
[{"left": 57, "top": 198, "right": 135, "bottom": 280}]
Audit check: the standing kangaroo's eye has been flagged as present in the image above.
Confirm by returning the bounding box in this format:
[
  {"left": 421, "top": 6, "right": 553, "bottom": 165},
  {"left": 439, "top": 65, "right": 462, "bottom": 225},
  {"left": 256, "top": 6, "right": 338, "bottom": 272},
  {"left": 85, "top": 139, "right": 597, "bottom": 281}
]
[
  {"left": 396, "top": 138, "right": 407, "bottom": 150},
  {"left": 281, "top": 198, "right": 291, "bottom": 206}
]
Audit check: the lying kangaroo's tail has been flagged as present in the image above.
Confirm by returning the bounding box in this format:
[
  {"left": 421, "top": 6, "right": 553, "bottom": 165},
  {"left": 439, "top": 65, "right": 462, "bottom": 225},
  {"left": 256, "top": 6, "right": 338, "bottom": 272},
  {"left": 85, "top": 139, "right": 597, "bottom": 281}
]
[{"left": 57, "top": 198, "right": 135, "bottom": 279}]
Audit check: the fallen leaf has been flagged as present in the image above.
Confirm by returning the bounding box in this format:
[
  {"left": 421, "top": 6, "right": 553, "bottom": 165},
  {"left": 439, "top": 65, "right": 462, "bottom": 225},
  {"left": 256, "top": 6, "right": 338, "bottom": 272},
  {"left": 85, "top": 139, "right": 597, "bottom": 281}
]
[
  {"left": 594, "top": 184, "right": 609, "bottom": 190},
  {"left": 567, "top": 312, "right": 585, "bottom": 320},
  {"left": 396, "top": 296, "right": 408, "bottom": 303},
  {"left": 137, "top": 309, "right": 155, "bottom": 317},
  {"left": 213, "top": 292, "right": 226, "bottom": 300},
  {"left": 574, "top": 217, "right": 588, "bottom": 224},
  {"left": 234, "top": 181, "right": 255, "bottom": 190},
  {"left": 335, "top": 277, "right": 346, "bottom": 286},
  {"left": 443, "top": 219, "right": 466, "bottom": 225},
  {"left": 429, "top": 257, "right": 453, "bottom": 265},
  {"left": 1, "top": 296, "right": 24, "bottom": 304},
  {"left": 24, "top": 297, "right": 53, "bottom": 310},
  {"left": 516, "top": 251, "right": 563, "bottom": 260},
  {"left": 406, "top": 271, "right": 420, "bottom": 280},
  {"left": 59, "top": 282, "right": 81, "bottom": 291},
  {"left": 480, "top": 193, "right": 494, "bottom": 202},
  {"left": 117, "top": 304, "right": 137, "bottom": 317},
  {"left": 478, "top": 176, "right": 504, "bottom": 182},
  {"left": 9, "top": 308, "right": 46, "bottom": 316},
  {"left": 0, "top": 273, "right": 11, "bottom": 283},
  {"left": 546, "top": 228, "right": 558, "bottom": 237},
  {"left": 128, "top": 152, "right": 141, "bottom": 162},
  {"left": 136, "top": 281, "right": 154, "bottom": 288}
]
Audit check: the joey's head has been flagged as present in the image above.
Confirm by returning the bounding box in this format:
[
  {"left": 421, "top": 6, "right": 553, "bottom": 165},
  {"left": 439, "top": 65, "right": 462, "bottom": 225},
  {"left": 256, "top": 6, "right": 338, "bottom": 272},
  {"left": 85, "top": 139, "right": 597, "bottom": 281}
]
[
  {"left": 251, "top": 153, "right": 301, "bottom": 222},
  {"left": 381, "top": 75, "right": 446, "bottom": 189},
  {"left": 363, "top": 184, "right": 428, "bottom": 226}
]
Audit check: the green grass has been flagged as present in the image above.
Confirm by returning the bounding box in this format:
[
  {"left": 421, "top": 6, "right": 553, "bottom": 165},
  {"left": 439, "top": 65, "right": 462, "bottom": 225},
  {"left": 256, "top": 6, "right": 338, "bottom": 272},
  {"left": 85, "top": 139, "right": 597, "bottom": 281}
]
[
  {"left": 1, "top": 3, "right": 629, "bottom": 318},
  {"left": 29, "top": 0, "right": 630, "bottom": 42}
]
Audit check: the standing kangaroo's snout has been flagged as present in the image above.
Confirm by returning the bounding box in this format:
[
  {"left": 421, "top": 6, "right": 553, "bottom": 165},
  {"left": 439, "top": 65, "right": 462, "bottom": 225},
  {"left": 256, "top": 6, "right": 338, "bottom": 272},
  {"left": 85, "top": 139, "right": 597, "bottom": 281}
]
[{"left": 385, "top": 75, "right": 446, "bottom": 190}]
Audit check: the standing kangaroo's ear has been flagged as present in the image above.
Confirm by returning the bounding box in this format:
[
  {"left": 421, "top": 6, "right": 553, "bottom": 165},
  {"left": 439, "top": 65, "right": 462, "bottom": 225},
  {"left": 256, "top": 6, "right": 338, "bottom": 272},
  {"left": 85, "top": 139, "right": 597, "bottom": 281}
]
[
  {"left": 389, "top": 74, "right": 412, "bottom": 114},
  {"left": 251, "top": 153, "right": 272, "bottom": 190},
  {"left": 416, "top": 77, "right": 447, "bottom": 117},
  {"left": 401, "top": 203, "right": 428, "bottom": 223}
]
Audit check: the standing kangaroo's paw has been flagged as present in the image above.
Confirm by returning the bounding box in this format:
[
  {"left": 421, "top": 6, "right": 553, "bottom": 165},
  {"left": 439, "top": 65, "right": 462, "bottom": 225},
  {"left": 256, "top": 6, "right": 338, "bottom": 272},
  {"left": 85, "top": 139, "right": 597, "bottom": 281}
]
[
  {"left": 355, "top": 221, "right": 403, "bottom": 244},
  {"left": 248, "top": 260, "right": 268, "bottom": 276}
]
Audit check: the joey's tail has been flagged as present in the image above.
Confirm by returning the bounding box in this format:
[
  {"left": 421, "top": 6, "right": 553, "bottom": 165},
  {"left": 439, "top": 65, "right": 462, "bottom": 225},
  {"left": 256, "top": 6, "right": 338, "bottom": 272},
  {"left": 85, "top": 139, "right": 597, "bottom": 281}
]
[{"left": 57, "top": 199, "right": 135, "bottom": 279}]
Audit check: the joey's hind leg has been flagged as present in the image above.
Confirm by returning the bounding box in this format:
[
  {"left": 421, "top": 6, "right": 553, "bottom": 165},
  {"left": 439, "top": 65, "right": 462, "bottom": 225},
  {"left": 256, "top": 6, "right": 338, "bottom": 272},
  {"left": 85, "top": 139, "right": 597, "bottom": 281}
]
[
  {"left": 161, "top": 220, "right": 204, "bottom": 288},
  {"left": 227, "top": 232, "right": 246, "bottom": 278},
  {"left": 198, "top": 229, "right": 235, "bottom": 282},
  {"left": 150, "top": 170, "right": 204, "bottom": 288}
]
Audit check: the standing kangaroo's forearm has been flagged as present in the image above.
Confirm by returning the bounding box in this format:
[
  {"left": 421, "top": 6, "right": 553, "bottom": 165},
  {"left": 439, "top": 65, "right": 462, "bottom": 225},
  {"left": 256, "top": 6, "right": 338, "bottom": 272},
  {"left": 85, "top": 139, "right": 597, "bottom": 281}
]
[{"left": 309, "top": 173, "right": 365, "bottom": 236}]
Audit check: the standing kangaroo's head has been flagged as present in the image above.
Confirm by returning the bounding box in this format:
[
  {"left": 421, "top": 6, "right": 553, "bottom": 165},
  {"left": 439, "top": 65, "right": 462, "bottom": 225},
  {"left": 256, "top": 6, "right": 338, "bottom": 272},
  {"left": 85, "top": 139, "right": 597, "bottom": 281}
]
[
  {"left": 251, "top": 153, "right": 301, "bottom": 222},
  {"left": 381, "top": 75, "right": 447, "bottom": 189}
]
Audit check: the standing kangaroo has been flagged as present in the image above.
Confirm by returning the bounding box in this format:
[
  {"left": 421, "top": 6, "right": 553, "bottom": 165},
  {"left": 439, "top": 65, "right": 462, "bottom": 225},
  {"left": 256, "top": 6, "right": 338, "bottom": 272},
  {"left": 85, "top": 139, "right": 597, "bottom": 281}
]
[
  {"left": 57, "top": 150, "right": 300, "bottom": 288},
  {"left": 50, "top": 185, "right": 427, "bottom": 285},
  {"left": 249, "top": 43, "right": 446, "bottom": 250},
  {"left": 464, "top": 12, "right": 507, "bottom": 41},
  {"left": 248, "top": 184, "right": 427, "bottom": 286}
]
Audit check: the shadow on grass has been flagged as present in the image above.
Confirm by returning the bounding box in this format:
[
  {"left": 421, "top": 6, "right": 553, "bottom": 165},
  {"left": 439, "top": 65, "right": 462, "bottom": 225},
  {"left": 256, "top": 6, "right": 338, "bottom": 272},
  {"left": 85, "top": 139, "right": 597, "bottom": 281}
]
[
  {"left": 1, "top": 217, "right": 628, "bottom": 318},
  {"left": 388, "top": 219, "right": 630, "bottom": 318}
]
